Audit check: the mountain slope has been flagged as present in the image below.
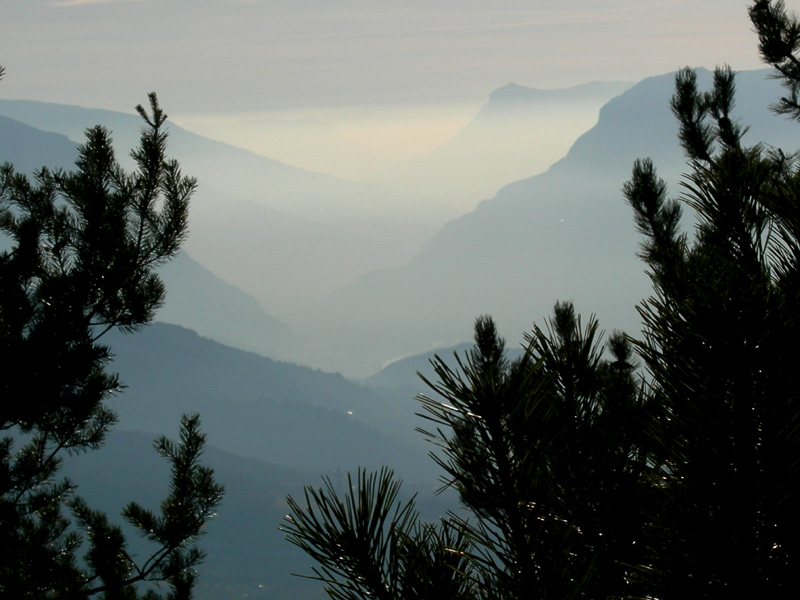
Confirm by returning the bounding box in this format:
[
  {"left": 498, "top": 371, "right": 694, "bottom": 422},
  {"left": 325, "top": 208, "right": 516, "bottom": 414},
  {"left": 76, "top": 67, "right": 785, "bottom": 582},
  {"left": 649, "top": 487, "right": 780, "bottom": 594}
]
[
  {"left": 0, "top": 112, "right": 301, "bottom": 360},
  {"left": 0, "top": 114, "right": 76, "bottom": 174},
  {"left": 0, "top": 99, "right": 437, "bottom": 327},
  {"left": 0, "top": 98, "right": 443, "bottom": 227},
  {"left": 156, "top": 250, "right": 298, "bottom": 359},
  {"left": 314, "top": 68, "right": 796, "bottom": 377},
  {"left": 105, "top": 322, "right": 435, "bottom": 482},
  {"left": 373, "top": 80, "right": 632, "bottom": 210},
  {"left": 64, "top": 429, "right": 324, "bottom": 600}
]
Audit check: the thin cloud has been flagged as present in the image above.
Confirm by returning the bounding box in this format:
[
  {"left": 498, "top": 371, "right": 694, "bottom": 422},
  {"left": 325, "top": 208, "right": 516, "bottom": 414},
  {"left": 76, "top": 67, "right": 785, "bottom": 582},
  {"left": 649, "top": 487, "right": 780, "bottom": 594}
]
[{"left": 51, "top": 0, "right": 142, "bottom": 6}]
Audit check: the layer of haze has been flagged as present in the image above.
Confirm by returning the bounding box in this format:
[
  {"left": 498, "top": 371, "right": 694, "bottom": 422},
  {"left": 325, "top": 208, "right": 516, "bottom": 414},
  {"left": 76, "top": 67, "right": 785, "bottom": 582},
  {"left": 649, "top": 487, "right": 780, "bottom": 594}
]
[
  {"left": 1, "top": 0, "right": 784, "bottom": 377},
  {"left": 3, "top": 0, "right": 767, "bottom": 209},
  {"left": 171, "top": 104, "right": 481, "bottom": 182},
  {"left": 169, "top": 100, "right": 611, "bottom": 205},
  {"left": 3, "top": 1, "right": 762, "bottom": 113}
]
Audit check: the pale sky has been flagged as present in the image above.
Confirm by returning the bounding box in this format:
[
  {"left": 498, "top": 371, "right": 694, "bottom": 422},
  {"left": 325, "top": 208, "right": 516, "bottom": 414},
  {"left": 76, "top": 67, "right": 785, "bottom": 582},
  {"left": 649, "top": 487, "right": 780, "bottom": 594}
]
[{"left": 2, "top": 0, "right": 766, "bottom": 114}]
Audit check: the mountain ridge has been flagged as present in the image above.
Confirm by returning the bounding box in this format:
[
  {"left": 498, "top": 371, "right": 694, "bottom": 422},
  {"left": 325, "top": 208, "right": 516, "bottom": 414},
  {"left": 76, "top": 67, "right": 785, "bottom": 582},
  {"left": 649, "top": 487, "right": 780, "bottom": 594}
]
[
  {"left": 0, "top": 97, "right": 451, "bottom": 227},
  {"left": 0, "top": 100, "right": 437, "bottom": 348},
  {"left": 371, "top": 80, "right": 633, "bottom": 210},
  {"left": 105, "top": 321, "right": 434, "bottom": 481},
  {"left": 312, "top": 68, "right": 798, "bottom": 377}
]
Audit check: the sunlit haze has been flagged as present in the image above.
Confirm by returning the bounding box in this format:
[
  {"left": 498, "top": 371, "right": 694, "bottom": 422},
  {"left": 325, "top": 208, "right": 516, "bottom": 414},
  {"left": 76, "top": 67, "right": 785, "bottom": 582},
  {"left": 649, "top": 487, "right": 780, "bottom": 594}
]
[
  {"left": 1, "top": 0, "right": 789, "bottom": 378},
  {"left": 3, "top": 1, "right": 765, "bottom": 184},
  {"left": 170, "top": 103, "right": 481, "bottom": 182}
]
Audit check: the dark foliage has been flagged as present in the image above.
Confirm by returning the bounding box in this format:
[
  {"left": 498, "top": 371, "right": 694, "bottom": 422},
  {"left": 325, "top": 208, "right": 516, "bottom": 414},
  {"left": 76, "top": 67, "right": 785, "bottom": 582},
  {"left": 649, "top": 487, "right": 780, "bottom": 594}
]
[
  {"left": 0, "top": 88, "right": 222, "bottom": 599},
  {"left": 283, "top": 467, "right": 479, "bottom": 600},
  {"left": 623, "top": 66, "right": 800, "bottom": 600},
  {"left": 286, "top": 305, "right": 648, "bottom": 600}
]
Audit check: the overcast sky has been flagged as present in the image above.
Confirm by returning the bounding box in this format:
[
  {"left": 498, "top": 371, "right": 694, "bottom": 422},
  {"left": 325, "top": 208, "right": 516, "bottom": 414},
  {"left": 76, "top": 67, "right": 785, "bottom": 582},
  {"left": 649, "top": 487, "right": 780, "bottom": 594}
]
[{"left": 2, "top": 0, "right": 768, "bottom": 114}]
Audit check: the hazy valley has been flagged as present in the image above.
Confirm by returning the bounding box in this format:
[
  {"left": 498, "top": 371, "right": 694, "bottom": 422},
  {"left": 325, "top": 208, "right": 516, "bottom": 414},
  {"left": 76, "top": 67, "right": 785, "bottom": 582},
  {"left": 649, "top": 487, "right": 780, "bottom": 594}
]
[{"left": 2, "top": 66, "right": 796, "bottom": 598}]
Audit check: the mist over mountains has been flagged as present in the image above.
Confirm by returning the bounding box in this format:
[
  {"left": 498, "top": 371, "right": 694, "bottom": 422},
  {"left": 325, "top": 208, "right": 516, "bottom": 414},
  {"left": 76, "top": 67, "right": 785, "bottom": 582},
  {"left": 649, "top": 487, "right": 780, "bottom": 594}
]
[
  {"left": 0, "top": 98, "right": 438, "bottom": 329},
  {"left": 1, "top": 69, "right": 793, "bottom": 379},
  {"left": 104, "top": 322, "right": 434, "bottom": 482},
  {"left": 72, "top": 323, "right": 456, "bottom": 599},
  {"left": 373, "top": 80, "right": 631, "bottom": 208},
  {"left": 0, "top": 78, "right": 635, "bottom": 374},
  {"left": 0, "top": 114, "right": 76, "bottom": 174},
  {"left": 156, "top": 251, "right": 299, "bottom": 361},
  {"left": 3, "top": 67, "right": 798, "bottom": 597},
  {"left": 301, "top": 68, "right": 798, "bottom": 375}
]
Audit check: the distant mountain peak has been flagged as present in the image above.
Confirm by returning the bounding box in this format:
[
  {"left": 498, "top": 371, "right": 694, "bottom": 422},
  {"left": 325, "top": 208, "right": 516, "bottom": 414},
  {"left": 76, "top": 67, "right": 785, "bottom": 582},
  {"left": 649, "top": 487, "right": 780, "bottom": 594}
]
[
  {"left": 487, "top": 81, "right": 633, "bottom": 107},
  {"left": 486, "top": 83, "right": 559, "bottom": 106},
  {"left": 488, "top": 82, "right": 537, "bottom": 102}
]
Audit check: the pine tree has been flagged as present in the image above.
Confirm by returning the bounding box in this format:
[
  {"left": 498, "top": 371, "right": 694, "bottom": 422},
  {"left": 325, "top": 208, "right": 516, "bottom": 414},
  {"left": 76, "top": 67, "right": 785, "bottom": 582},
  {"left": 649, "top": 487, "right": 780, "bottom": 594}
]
[
  {"left": 285, "top": 306, "right": 649, "bottom": 600},
  {"left": 423, "top": 308, "right": 653, "bottom": 600},
  {"left": 623, "top": 43, "right": 800, "bottom": 600},
  {"left": 0, "top": 88, "right": 223, "bottom": 599}
]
